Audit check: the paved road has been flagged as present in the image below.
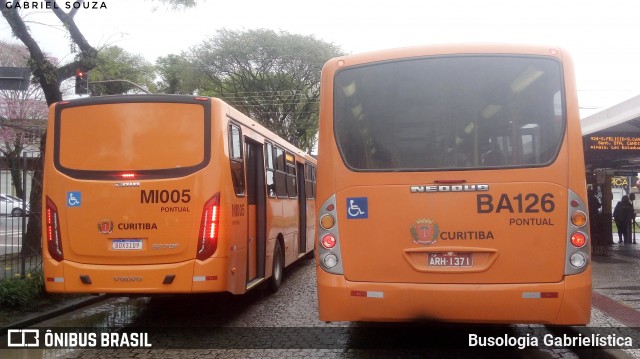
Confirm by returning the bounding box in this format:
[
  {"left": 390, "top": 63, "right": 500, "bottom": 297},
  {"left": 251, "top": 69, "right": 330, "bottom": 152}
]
[
  {"left": 1, "top": 258, "right": 534, "bottom": 358},
  {"left": 4, "top": 243, "right": 640, "bottom": 358}
]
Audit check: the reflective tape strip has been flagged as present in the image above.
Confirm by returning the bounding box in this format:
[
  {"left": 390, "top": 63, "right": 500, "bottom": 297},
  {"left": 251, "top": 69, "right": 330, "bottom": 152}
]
[
  {"left": 193, "top": 276, "right": 206, "bottom": 282},
  {"left": 351, "top": 290, "right": 384, "bottom": 298},
  {"left": 47, "top": 277, "right": 64, "bottom": 283},
  {"left": 522, "top": 292, "right": 558, "bottom": 299}
]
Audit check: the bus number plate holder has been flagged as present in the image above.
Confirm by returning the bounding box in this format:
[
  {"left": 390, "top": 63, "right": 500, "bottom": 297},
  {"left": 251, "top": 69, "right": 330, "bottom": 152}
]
[
  {"left": 112, "top": 239, "right": 143, "bottom": 250},
  {"left": 428, "top": 252, "right": 472, "bottom": 267}
]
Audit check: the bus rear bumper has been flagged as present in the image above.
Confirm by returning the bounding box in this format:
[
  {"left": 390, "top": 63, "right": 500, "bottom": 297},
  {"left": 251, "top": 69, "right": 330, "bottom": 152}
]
[
  {"left": 317, "top": 266, "right": 592, "bottom": 325},
  {"left": 43, "top": 257, "right": 230, "bottom": 294}
]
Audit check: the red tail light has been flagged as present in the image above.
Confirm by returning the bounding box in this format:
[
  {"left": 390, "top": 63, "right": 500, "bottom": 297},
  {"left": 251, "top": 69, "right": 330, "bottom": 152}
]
[
  {"left": 321, "top": 234, "right": 337, "bottom": 249},
  {"left": 120, "top": 172, "right": 137, "bottom": 179},
  {"left": 197, "top": 193, "right": 220, "bottom": 260},
  {"left": 45, "top": 197, "right": 63, "bottom": 261},
  {"left": 570, "top": 232, "right": 587, "bottom": 248}
]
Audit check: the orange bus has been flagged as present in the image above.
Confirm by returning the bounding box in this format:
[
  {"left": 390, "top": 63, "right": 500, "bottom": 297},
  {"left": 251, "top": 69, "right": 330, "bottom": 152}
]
[
  {"left": 315, "top": 44, "right": 591, "bottom": 324},
  {"left": 43, "top": 95, "right": 316, "bottom": 294}
]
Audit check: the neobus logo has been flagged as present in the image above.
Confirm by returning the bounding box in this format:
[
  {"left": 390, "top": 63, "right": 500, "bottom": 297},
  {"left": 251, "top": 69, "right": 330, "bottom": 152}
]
[{"left": 410, "top": 184, "right": 489, "bottom": 193}]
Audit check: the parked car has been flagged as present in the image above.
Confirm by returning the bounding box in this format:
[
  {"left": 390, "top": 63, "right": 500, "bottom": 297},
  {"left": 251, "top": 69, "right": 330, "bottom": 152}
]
[{"left": 0, "top": 194, "right": 30, "bottom": 216}]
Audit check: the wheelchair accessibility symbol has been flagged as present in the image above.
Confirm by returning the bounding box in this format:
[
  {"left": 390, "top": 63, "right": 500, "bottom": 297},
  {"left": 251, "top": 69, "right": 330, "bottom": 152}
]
[
  {"left": 67, "top": 192, "right": 82, "bottom": 207},
  {"left": 346, "top": 197, "right": 368, "bottom": 219}
]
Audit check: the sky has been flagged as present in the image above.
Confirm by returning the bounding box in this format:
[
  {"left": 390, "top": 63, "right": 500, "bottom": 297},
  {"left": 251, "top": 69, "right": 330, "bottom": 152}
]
[{"left": 1, "top": 0, "right": 640, "bottom": 118}]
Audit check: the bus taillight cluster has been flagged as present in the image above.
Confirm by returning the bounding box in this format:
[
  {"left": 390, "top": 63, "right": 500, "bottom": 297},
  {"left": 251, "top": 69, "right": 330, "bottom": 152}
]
[
  {"left": 566, "top": 191, "right": 589, "bottom": 272},
  {"left": 45, "top": 197, "right": 64, "bottom": 262},
  {"left": 318, "top": 196, "right": 342, "bottom": 272},
  {"left": 196, "top": 193, "right": 220, "bottom": 261}
]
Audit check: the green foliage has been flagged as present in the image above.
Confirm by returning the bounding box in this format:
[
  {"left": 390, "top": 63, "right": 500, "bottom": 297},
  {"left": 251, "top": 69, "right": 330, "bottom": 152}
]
[
  {"left": 0, "top": 271, "right": 44, "bottom": 308},
  {"left": 89, "top": 46, "right": 157, "bottom": 95},
  {"left": 155, "top": 54, "right": 199, "bottom": 94},
  {"left": 189, "top": 28, "right": 345, "bottom": 152}
]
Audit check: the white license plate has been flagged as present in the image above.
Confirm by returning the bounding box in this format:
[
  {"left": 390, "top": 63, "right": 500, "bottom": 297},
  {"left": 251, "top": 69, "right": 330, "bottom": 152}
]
[
  {"left": 112, "top": 239, "right": 143, "bottom": 250},
  {"left": 428, "top": 252, "right": 472, "bottom": 267}
]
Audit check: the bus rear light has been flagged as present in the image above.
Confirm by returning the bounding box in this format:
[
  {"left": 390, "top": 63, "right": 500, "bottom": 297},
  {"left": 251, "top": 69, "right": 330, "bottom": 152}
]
[
  {"left": 565, "top": 190, "right": 590, "bottom": 276},
  {"left": 570, "top": 232, "right": 587, "bottom": 248},
  {"left": 197, "top": 193, "right": 220, "bottom": 261},
  {"left": 323, "top": 253, "right": 339, "bottom": 268},
  {"left": 321, "top": 234, "right": 337, "bottom": 248},
  {"left": 571, "top": 211, "right": 587, "bottom": 227},
  {"left": 120, "top": 172, "right": 137, "bottom": 179},
  {"left": 570, "top": 253, "right": 586, "bottom": 268},
  {"left": 318, "top": 194, "right": 343, "bottom": 274},
  {"left": 434, "top": 179, "right": 467, "bottom": 184},
  {"left": 320, "top": 215, "right": 335, "bottom": 230},
  {"left": 45, "top": 197, "right": 64, "bottom": 262}
]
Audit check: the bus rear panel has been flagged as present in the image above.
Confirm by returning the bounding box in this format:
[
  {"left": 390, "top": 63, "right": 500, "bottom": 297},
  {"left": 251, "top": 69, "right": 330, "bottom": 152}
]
[
  {"left": 316, "top": 44, "right": 591, "bottom": 324},
  {"left": 43, "top": 96, "right": 227, "bottom": 293},
  {"left": 43, "top": 95, "right": 318, "bottom": 295}
]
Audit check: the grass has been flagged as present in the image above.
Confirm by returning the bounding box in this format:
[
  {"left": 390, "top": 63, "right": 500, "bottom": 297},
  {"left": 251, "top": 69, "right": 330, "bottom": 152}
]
[
  {"left": 0, "top": 271, "right": 90, "bottom": 327},
  {"left": 0, "top": 271, "right": 45, "bottom": 308}
]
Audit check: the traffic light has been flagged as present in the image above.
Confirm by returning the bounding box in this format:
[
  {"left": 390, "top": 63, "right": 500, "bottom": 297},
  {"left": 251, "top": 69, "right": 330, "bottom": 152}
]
[{"left": 75, "top": 69, "right": 88, "bottom": 94}]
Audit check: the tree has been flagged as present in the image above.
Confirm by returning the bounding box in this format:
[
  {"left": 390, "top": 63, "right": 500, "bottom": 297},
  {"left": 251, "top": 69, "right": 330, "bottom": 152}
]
[
  {"left": 190, "top": 29, "right": 344, "bottom": 152},
  {"left": 89, "top": 46, "right": 157, "bottom": 95},
  {"left": 0, "top": 41, "right": 47, "bottom": 200},
  {"left": 1, "top": 0, "right": 197, "bottom": 257},
  {"left": 155, "top": 53, "right": 200, "bottom": 94}
]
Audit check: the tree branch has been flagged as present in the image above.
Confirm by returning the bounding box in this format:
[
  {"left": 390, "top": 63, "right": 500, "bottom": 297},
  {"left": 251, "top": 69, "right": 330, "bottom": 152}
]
[{"left": 1, "top": 6, "right": 62, "bottom": 104}]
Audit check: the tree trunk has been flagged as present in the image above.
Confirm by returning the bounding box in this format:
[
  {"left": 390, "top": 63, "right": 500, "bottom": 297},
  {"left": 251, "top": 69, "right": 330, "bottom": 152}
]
[
  {"left": 7, "top": 154, "right": 24, "bottom": 199},
  {"left": 20, "top": 134, "right": 44, "bottom": 256}
]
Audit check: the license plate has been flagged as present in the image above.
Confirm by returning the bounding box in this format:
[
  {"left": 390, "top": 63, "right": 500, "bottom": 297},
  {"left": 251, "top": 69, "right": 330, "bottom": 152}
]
[
  {"left": 112, "top": 239, "right": 143, "bottom": 250},
  {"left": 428, "top": 252, "right": 472, "bottom": 267}
]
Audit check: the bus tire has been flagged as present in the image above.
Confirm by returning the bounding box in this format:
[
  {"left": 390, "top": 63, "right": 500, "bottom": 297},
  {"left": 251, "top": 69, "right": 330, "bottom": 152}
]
[{"left": 269, "top": 240, "right": 284, "bottom": 292}]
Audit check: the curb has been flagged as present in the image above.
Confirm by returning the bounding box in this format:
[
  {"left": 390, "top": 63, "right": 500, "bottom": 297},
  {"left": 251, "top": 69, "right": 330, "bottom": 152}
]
[{"left": 1, "top": 294, "right": 107, "bottom": 331}]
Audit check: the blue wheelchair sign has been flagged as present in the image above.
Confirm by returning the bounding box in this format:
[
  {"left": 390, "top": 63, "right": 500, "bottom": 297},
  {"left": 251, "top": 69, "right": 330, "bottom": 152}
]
[
  {"left": 346, "top": 197, "right": 368, "bottom": 219},
  {"left": 67, "top": 192, "right": 81, "bottom": 207}
]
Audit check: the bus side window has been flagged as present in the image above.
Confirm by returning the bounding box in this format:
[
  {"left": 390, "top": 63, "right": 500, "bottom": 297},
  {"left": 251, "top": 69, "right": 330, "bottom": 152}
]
[
  {"left": 286, "top": 153, "right": 297, "bottom": 198},
  {"left": 229, "top": 123, "right": 245, "bottom": 196},
  {"left": 265, "top": 142, "right": 276, "bottom": 198},
  {"left": 305, "top": 163, "right": 316, "bottom": 199},
  {"left": 274, "top": 146, "right": 288, "bottom": 198}
]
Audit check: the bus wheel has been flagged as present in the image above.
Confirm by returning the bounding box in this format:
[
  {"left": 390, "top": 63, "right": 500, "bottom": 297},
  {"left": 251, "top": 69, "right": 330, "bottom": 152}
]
[{"left": 269, "top": 240, "right": 284, "bottom": 292}]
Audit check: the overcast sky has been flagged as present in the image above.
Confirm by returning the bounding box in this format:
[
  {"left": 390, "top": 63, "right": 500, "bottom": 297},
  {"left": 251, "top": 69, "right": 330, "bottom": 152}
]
[{"left": 2, "top": 0, "right": 640, "bottom": 117}]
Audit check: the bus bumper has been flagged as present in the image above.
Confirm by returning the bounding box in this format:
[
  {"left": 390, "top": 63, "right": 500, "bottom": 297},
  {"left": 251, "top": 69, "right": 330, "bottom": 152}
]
[
  {"left": 43, "top": 257, "right": 231, "bottom": 294},
  {"left": 317, "top": 266, "right": 592, "bottom": 325}
]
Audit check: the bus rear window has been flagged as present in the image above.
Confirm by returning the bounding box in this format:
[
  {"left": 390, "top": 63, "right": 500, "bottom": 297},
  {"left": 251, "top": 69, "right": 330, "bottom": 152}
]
[
  {"left": 333, "top": 55, "right": 565, "bottom": 171},
  {"left": 57, "top": 102, "right": 208, "bottom": 175}
]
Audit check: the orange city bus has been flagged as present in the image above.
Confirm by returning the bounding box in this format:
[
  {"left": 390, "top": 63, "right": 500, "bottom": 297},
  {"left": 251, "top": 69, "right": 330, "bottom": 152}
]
[
  {"left": 43, "top": 95, "right": 316, "bottom": 294},
  {"left": 315, "top": 44, "right": 591, "bottom": 324}
]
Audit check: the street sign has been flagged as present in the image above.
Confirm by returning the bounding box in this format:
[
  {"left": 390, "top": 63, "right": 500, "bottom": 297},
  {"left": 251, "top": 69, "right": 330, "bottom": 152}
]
[{"left": 0, "top": 67, "right": 31, "bottom": 91}]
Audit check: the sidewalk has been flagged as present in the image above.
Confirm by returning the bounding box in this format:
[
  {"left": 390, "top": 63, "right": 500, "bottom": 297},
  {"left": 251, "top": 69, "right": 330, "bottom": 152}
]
[{"left": 592, "top": 241, "right": 640, "bottom": 327}]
